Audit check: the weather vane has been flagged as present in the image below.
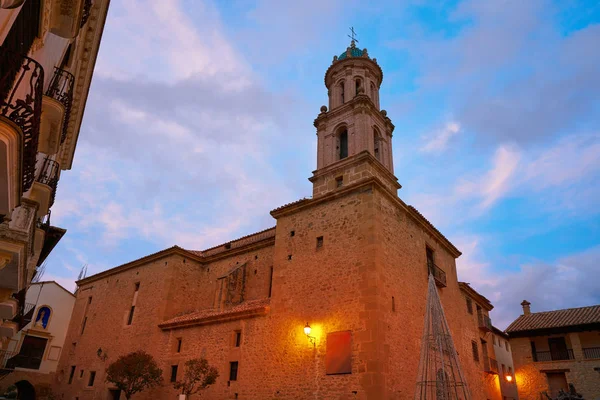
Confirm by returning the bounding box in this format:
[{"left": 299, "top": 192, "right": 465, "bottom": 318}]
[{"left": 348, "top": 27, "right": 359, "bottom": 44}]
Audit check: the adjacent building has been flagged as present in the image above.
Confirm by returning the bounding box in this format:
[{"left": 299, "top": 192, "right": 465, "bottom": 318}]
[
  {"left": 506, "top": 301, "right": 600, "bottom": 399},
  {"left": 55, "top": 40, "right": 502, "bottom": 400},
  {"left": 459, "top": 281, "right": 520, "bottom": 400},
  {"left": 492, "top": 326, "right": 519, "bottom": 400},
  {"left": 0, "top": 0, "right": 109, "bottom": 369},
  {"left": 0, "top": 281, "right": 75, "bottom": 395}
]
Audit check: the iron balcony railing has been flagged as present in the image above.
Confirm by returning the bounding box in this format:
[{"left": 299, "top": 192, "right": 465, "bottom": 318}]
[
  {"left": 427, "top": 261, "right": 447, "bottom": 287},
  {"left": 478, "top": 314, "right": 493, "bottom": 332},
  {"left": 0, "top": 350, "right": 16, "bottom": 370},
  {"left": 46, "top": 67, "right": 74, "bottom": 143},
  {"left": 6, "top": 353, "right": 42, "bottom": 370},
  {"left": 533, "top": 349, "right": 574, "bottom": 362},
  {"left": 12, "top": 302, "right": 35, "bottom": 332},
  {"left": 37, "top": 158, "right": 60, "bottom": 207},
  {"left": 80, "top": 0, "right": 93, "bottom": 27},
  {"left": 0, "top": 47, "right": 44, "bottom": 193},
  {"left": 483, "top": 356, "right": 499, "bottom": 374},
  {"left": 583, "top": 347, "right": 600, "bottom": 359}
]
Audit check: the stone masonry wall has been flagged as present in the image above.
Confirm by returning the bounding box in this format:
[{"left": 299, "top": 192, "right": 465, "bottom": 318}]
[
  {"left": 511, "top": 335, "right": 600, "bottom": 399},
  {"left": 374, "top": 188, "right": 493, "bottom": 399}
]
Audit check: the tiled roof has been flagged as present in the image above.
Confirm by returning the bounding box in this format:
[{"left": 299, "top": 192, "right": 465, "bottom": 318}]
[
  {"left": 159, "top": 298, "right": 270, "bottom": 330},
  {"left": 186, "top": 227, "right": 276, "bottom": 258},
  {"left": 506, "top": 305, "right": 600, "bottom": 333},
  {"left": 407, "top": 205, "right": 461, "bottom": 256},
  {"left": 270, "top": 198, "right": 310, "bottom": 214}
]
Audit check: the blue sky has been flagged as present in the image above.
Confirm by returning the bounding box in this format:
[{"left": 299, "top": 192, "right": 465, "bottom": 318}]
[{"left": 46, "top": 0, "right": 599, "bottom": 328}]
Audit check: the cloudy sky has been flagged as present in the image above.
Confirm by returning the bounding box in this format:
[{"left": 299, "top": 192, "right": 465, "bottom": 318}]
[{"left": 46, "top": 0, "right": 599, "bottom": 329}]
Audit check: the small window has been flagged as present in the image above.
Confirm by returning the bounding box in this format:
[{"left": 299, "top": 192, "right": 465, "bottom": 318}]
[
  {"left": 170, "top": 365, "right": 178, "bottom": 382},
  {"left": 287, "top": 255, "right": 292, "bottom": 261},
  {"left": 466, "top": 298, "right": 473, "bottom": 315},
  {"left": 81, "top": 317, "right": 87, "bottom": 334},
  {"left": 268, "top": 266, "right": 273, "bottom": 298},
  {"left": 471, "top": 340, "right": 479, "bottom": 362},
  {"left": 68, "top": 366, "right": 76, "bottom": 384},
  {"left": 290, "top": 230, "right": 295, "bottom": 237},
  {"left": 374, "top": 131, "right": 381, "bottom": 161},
  {"left": 355, "top": 79, "right": 361, "bottom": 95},
  {"left": 392, "top": 296, "right": 395, "bottom": 312},
  {"left": 235, "top": 331, "right": 241, "bottom": 347},
  {"left": 88, "top": 297, "right": 92, "bottom": 305},
  {"left": 88, "top": 371, "right": 96, "bottom": 387},
  {"left": 134, "top": 282, "right": 140, "bottom": 291},
  {"left": 79, "top": 369, "right": 84, "bottom": 378},
  {"left": 224, "top": 243, "right": 231, "bottom": 249},
  {"left": 229, "top": 361, "right": 239, "bottom": 381},
  {"left": 508, "top": 366, "right": 512, "bottom": 375},
  {"left": 176, "top": 338, "right": 182, "bottom": 353},
  {"left": 339, "top": 130, "right": 348, "bottom": 159},
  {"left": 316, "top": 236, "right": 324, "bottom": 248},
  {"left": 339, "top": 81, "right": 345, "bottom": 104},
  {"left": 505, "top": 341, "right": 509, "bottom": 351},
  {"left": 493, "top": 335, "right": 497, "bottom": 346},
  {"left": 336, "top": 176, "right": 343, "bottom": 187},
  {"left": 501, "top": 364, "right": 505, "bottom": 375},
  {"left": 127, "top": 306, "right": 135, "bottom": 325}
]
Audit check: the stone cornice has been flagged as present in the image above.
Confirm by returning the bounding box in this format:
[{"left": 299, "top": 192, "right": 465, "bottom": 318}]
[
  {"left": 458, "top": 282, "right": 493, "bottom": 311},
  {"left": 76, "top": 245, "right": 203, "bottom": 286},
  {"left": 308, "top": 150, "right": 400, "bottom": 189},
  {"left": 60, "top": 0, "right": 111, "bottom": 170},
  {"left": 324, "top": 57, "right": 383, "bottom": 88},
  {"left": 158, "top": 300, "right": 270, "bottom": 330},
  {"left": 314, "top": 95, "right": 394, "bottom": 134},
  {"left": 77, "top": 234, "right": 276, "bottom": 286},
  {"left": 272, "top": 169, "right": 461, "bottom": 258}
]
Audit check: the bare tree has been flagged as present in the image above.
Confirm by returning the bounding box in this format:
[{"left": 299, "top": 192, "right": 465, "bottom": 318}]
[{"left": 173, "top": 358, "right": 219, "bottom": 398}]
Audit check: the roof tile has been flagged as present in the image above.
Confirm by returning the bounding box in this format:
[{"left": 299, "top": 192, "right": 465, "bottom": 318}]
[{"left": 506, "top": 305, "right": 600, "bottom": 333}]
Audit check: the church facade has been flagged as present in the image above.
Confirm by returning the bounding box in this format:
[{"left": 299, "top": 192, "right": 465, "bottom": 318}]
[{"left": 55, "top": 41, "right": 502, "bottom": 400}]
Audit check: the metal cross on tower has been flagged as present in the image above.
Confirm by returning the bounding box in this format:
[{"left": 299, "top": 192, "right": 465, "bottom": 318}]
[
  {"left": 348, "top": 26, "right": 359, "bottom": 44},
  {"left": 414, "top": 274, "right": 472, "bottom": 400}
]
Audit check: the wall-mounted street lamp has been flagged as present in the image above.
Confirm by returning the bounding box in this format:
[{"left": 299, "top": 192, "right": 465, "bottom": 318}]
[
  {"left": 97, "top": 347, "right": 108, "bottom": 361},
  {"left": 304, "top": 322, "right": 316, "bottom": 347},
  {"left": 505, "top": 374, "right": 513, "bottom": 383}
]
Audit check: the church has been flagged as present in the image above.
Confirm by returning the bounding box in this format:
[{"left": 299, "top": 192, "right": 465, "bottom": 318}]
[{"left": 55, "top": 40, "right": 502, "bottom": 399}]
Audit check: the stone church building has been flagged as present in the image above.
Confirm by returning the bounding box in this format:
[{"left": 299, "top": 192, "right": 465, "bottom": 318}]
[{"left": 55, "top": 41, "right": 501, "bottom": 399}]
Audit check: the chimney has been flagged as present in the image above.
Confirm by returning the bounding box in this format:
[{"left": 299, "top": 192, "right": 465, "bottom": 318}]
[{"left": 521, "top": 300, "right": 531, "bottom": 315}]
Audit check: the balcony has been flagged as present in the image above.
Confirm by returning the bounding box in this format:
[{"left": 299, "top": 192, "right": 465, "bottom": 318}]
[
  {"left": 39, "top": 68, "right": 74, "bottom": 154},
  {"left": 478, "top": 314, "right": 493, "bottom": 332},
  {"left": 427, "top": 262, "right": 447, "bottom": 288},
  {"left": 49, "top": 0, "right": 92, "bottom": 38},
  {"left": 0, "top": 48, "right": 43, "bottom": 217},
  {"left": 583, "top": 347, "right": 600, "bottom": 360},
  {"left": 533, "top": 349, "right": 575, "bottom": 362},
  {"left": 483, "top": 356, "right": 499, "bottom": 374}
]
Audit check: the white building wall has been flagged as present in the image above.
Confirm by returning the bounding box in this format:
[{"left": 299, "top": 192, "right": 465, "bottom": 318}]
[
  {"left": 6, "top": 281, "right": 75, "bottom": 374},
  {"left": 493, "top": 332, "right": 520, "bottom": 399}
]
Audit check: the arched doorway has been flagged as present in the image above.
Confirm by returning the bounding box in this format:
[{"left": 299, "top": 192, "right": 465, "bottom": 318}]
[{"left": 15, "top": 380, "right": 35, "bottom": 400}]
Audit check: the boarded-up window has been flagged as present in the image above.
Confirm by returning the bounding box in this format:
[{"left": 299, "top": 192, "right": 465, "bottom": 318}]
[{"left": 326, "top": 331, "right": 352, "bottom": 375}]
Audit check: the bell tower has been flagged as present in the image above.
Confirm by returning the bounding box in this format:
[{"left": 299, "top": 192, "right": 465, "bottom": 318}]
[{"left": 310, "top": 39, "right": 399, "bottom": 198}]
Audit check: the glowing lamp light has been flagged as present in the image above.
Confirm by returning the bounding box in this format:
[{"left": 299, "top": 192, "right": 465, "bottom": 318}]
[
  {"left": 506, "top": 375, "right": 513, "bottom": 382},
  {"left": 304, "top": 323, "right": 312, "bottom": 336},
  {"left": 304, "top": 322, "right": 316, "bottom": 347}
]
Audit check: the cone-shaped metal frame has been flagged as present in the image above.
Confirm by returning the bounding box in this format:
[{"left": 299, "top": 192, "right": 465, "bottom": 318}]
[{"left": 414, "top": 274, "right": 471, "bottom": 400}]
